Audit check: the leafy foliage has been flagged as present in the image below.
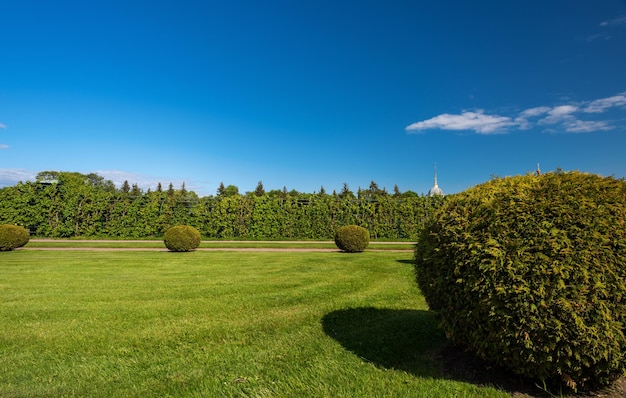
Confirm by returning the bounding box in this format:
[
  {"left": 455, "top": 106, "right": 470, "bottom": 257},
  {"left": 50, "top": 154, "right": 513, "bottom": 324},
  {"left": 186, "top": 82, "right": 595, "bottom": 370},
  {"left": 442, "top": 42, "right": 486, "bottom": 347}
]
[
  {"left": 0, "top": 224, "right": 30, "bottom": 251},
  {"left": 414, "top": 171, "right": 626, "bottom": 390},
  {"left": 0, "top": 171, "right": 443, "bottom": 240},
  {"left": 163, "top": 225, "right": 202, "bottom": 252},
  {"left": 335, "top": 225, "right": 370, "bottom": 252}
]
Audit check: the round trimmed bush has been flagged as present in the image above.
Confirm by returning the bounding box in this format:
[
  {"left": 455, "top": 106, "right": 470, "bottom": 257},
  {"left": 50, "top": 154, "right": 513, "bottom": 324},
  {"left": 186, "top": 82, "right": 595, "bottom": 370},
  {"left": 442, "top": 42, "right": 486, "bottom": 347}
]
[
  {"left": 415, "top": 171, "right": 626, "bottom": 390},
  {"left": 163, "top": 225, "right": 201, "bottom": 252},
  {"left": 0, "top": 224, "right": 30, "bottom": 251},
  {"left": 335, "top": 225, "right": 370, "bottom": 252}
]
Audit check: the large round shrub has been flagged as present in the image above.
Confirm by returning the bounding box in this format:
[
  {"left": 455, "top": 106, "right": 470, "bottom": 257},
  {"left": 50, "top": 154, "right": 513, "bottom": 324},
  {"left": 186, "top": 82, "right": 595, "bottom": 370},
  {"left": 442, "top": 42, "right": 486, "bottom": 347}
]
[
  {"left": 163, "top": 225, "right": 201, "bottom": 252},
  {"left": 415, "top": 171, "right": 626, "bottom": 390},
  {"left": 335, "top": 225, "right": 370, "bottom": 252},
  {"left": 0, "top": 224, "right": 30, "bottom": 251}
]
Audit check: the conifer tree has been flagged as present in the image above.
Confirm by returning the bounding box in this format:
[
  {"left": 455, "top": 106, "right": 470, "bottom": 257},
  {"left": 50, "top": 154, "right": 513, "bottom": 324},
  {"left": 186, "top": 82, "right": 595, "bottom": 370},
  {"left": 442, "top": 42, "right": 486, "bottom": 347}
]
[
  {"left": 217, "top": 182, "right": 226, "bottom": 196},
  {"left": 339, "top": 182, "right": 353, "bottom": 199},
  {"left": 368, "top": 180, "right": 381, "bottom": 194},
  {"left": 121, "top": 180, "right": 131, "bottom": 194},
  {"left": 131, "top": 183, "right": 141, "bottom": 197},
  {"left": 254, "top": 181, "right": 265, "bottom": 197}
]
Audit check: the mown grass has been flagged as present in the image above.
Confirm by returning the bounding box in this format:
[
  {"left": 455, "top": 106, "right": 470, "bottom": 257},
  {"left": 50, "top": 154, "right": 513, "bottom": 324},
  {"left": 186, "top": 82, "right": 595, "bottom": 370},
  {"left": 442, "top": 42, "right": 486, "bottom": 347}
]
[{"left": 0, "top": 250, "right": 510, "bottom": 397}]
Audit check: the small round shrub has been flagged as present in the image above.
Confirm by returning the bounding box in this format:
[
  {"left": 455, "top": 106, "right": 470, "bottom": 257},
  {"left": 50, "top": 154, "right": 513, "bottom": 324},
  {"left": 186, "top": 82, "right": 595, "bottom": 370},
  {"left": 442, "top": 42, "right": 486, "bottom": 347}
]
[
  {"left": 415, "top": 171, "right": 626, "bottom": 390},
  {"left": 335, "top": 225, "right": 370, "bottom": 252},
  {"left": 163, "top": 225, "right": 201, "bottom": 252},
  {"left": 0, "top": 224, "right": 30, "bottom": 251}
]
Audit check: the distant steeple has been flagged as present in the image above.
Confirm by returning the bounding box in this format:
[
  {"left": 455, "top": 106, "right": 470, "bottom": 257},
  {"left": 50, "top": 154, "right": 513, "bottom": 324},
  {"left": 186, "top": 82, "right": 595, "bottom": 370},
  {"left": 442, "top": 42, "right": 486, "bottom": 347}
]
[
  {"left": 428, "top": 163, "right": 444, "bottom": 197},
  {"left": 536, "top": 163, "right": 541, "bottom": 176}
]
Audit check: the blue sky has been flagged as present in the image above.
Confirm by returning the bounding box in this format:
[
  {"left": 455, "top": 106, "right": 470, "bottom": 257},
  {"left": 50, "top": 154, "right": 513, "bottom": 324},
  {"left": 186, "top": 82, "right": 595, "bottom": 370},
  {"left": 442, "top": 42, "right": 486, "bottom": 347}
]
[{"left": 1, "top": 1, "right": 626, "bottom": 197}]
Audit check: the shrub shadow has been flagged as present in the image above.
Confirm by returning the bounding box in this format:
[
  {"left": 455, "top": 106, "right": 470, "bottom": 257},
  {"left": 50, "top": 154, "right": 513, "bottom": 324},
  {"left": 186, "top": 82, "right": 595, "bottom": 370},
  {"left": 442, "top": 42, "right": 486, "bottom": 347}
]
[
  {"left": 321, "top": 307, "right": 558, "bottom": 397},
  {"left": 322, "top": 307, "right": 444, "bottom": 377}
]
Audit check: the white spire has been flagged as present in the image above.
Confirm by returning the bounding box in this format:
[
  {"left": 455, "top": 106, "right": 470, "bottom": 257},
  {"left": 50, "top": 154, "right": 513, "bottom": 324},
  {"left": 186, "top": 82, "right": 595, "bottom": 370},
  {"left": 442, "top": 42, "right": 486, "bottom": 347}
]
[{"left": 428, "top": 163, "right": 444, "bottom": 196}]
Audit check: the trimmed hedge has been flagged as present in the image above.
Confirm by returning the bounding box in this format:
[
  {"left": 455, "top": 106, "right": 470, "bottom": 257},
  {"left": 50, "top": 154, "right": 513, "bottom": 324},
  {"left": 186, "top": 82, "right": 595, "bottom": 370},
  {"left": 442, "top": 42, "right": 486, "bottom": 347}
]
[
  {"left": 335, "top": 225, "right": 370, "bottom": 252},
  {"left": 0, "top": 224, "right": 30, "bottom": 251},
  {"left": 414, "top": 171, "right": 626, "bottom": 390},
  {"left": 163, "top": 225, "right": 202, "bottom": 252}
]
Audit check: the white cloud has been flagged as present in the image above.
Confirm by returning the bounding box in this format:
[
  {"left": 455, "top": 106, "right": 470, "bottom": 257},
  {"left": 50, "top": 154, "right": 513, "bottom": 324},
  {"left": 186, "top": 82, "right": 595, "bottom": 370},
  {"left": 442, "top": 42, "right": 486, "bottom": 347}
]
[
  {"left": 515, "top": 106, "right": 552, "bottom": 129},
  {"left": 94, "top": 170, "right": 183, "bottom": 192},
  {"left": 93, "top": 170, "right": 210, "bottom": 194},
  {"left": 592, "top": 16, "right": 626, "bottom": 41},
  {"left": 0, "top": 168, "right": 209, "bottom": 195},
  {"left": 549, "top": 105, "right": 579, "bottom": 116},
  {"left": 406, "top": 92, "right": 625, "bottom": 135},
  {"left": 406, "top": 110, "right": 513, "bottom": 134},
  {"left": 587, "top": 32, "right": 612, "bottom": 42},
  {"left": 0, "top": 123, "right": 7, "bottom": 129},
  {"left": 539, "top": 105, "right": 579, "bottom": 125},
  {"left": 0, "top": 169, "right": 37, "bottom": 187},
  {"left": 583, "top": 93, "right": 626, "bottom": 113},
  {"left": 519, "top": 106, "right": 551, "bottom": 118},
  {"left": 600, "top": 15, "right": 626, "bottom": 27},
  {"left": 562, "top": 120, "right": 611, "bottom": 133}
]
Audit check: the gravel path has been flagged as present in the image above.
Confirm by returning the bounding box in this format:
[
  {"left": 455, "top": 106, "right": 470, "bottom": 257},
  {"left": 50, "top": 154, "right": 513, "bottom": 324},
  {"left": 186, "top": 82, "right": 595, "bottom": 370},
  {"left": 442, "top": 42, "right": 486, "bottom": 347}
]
[{"left": 24, "top": 239, "right": 414, "bottom": 252}]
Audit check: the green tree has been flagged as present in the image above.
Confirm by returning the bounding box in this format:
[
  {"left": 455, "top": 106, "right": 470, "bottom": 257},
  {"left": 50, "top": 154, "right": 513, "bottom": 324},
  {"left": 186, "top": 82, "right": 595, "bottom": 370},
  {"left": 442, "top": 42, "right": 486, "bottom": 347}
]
[
  {"left": 223, "top": 185, "right": 239, "bottom": 197},
  {"left": 130, "top": 183, "right": 142, "bottom": 197},
  {"left": 339, "top": 183, "right": 354, "bottom": 199},
  {"left": 121, "top": 180, "right": 131, "bottom": 194},
  {"left": 36, "top": 170, "right": 60, "bottom": 182},
  {"left": 217, "top": 182, "right": 226, "bottom": 196},
  {"left": 254, "top": 181, "right": 265, "bottom": 197},
  {"left": 393, "top": 184, "right": 401, "bottom": 197}
]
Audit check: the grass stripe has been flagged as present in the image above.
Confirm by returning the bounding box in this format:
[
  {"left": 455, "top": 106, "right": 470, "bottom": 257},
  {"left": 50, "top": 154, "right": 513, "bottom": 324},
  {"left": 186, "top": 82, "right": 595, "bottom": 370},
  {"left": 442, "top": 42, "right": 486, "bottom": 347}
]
[{"left": 0, "top": 251, "right": 509, "bottom": 397}]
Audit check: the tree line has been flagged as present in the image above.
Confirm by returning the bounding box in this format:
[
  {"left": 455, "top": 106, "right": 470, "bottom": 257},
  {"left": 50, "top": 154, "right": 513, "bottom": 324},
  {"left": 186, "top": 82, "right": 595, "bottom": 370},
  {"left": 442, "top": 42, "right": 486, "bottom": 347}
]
[{"left": 0, "top": 171, "right": 445, "bottom": 240}]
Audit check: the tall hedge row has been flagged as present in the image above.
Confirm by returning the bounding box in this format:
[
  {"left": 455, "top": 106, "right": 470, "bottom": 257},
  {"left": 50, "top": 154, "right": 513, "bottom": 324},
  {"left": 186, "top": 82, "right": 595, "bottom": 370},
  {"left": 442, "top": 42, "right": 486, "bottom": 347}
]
[{"left": 0, "top": 176, "right": 444, "bottom": 240}]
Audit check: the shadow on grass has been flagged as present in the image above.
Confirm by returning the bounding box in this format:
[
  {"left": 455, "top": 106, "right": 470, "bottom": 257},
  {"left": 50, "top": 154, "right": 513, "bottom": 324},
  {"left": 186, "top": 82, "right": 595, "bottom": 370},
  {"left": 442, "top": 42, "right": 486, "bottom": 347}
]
[
  {"left": 322, "top": 307, "right": 444, "bottom": 377},
  {"left": 321, "top": 307, "right": 548, "bottom": 397}
]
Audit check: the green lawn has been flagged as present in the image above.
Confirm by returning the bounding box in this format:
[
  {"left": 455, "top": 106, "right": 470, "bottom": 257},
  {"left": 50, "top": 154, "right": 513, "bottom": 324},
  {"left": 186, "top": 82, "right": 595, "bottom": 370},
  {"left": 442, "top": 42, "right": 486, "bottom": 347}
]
[{"left": 0, "top": 250, "right": 510, "bottom": 397}]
